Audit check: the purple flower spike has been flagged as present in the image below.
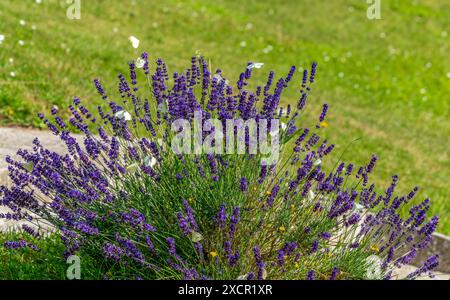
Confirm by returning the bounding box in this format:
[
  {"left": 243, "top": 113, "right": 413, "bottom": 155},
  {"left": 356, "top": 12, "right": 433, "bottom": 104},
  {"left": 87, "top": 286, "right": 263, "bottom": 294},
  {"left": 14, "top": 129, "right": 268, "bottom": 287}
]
[
  {"left": 240, "top": 177, "right": 249, "bottom": 192},
  {"left": 319, "top": 103, "right": 328, "bottom": 122},
  {"left": 229, "top": 206, "right": 241, "bottom": 239},
  {"left": 214, "top": 204, "right": 227, "bottom": 229},
  {"left": 307, "top": 270, "right": 315, "bottom": 280}
]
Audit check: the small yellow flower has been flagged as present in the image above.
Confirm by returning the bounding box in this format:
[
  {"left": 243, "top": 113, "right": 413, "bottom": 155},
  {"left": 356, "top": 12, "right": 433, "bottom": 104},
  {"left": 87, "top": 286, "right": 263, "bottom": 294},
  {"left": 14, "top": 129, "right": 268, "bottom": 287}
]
[
  {"left": 279, "top": 226, "right": 286, "bottom": 232},
  {"left": 320, "top": 121, "right": 329, "bottom": 128},
  {"left": 370, "top": 244, "right": 380, "bottom": 253},
  {"left": 188, "top": 197, "right": 195, "bottom": 203},
  {"left": 266, "top": 191, "right": 271, "bottom": 195},
  {"left": 290, "top": 204, "right": 295, "bottom": 210},
  {"left": 209, "top": 251, "right": 218, "bottom": 258},
  {"left": 295, "top": 262, "right": 300, "bottom": 268},
  {"left": 253, "top": 187, "right": 257, "bottom": 191}
]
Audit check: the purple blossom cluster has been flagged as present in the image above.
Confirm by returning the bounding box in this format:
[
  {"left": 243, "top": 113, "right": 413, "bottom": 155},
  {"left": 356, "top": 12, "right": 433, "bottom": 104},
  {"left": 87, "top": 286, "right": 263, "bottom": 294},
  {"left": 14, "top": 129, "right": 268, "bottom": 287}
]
[{"left": 0, "top": 53, "right": 439, "bottom": 280}]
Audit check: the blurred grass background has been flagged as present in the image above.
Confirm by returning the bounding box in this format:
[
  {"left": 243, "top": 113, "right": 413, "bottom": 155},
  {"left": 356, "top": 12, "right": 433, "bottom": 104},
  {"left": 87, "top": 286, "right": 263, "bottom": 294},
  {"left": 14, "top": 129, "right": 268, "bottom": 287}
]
[{"left": 0, "top": 0, "right": 449, "bottom": 233}]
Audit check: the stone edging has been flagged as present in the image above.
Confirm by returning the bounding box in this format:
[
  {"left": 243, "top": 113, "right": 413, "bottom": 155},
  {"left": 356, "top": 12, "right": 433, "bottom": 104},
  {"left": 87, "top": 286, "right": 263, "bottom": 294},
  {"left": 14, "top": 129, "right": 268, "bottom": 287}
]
[{"left": 411, "top": 232, "right": 450, "bottom": 273}]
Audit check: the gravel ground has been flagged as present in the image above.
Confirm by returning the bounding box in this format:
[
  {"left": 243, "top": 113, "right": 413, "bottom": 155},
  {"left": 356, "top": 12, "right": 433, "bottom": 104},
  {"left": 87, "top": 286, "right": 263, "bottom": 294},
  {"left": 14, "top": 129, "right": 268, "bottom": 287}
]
[{"left": 0, "top": 127, "right": 448, "bottom": 279}]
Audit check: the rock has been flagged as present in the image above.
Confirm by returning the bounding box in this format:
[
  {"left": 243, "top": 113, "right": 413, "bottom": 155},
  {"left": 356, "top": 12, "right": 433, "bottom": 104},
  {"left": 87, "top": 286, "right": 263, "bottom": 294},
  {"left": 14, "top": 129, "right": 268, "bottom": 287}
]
[
  {"left": 0, "top": 127, "right": 68, "bottom": 185},
  {"left": 393, "top": 264, "right": 450, "bottom": 280}
]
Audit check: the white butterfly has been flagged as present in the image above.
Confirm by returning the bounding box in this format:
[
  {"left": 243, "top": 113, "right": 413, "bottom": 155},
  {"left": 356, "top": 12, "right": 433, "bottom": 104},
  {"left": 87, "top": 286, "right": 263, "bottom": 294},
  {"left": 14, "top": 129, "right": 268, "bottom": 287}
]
[
  {"left": 213, "top": 73, "right": 229, "bottom": 84},
  {"left": 189, "top": 231, "right": 203, "bottom": 243},
  {"left": 247, "top": 62, "right": 264, "bottom": 69},
  {"left": 237, "top": 274, "right": 248, "bottom": 280},
  {"left": 308, "top": 190, "right": 316, "bottom": 202},
  {"left": 126, "top": 163, "right": 139, "bottom": 172},
  {"left": 144, "top": 156, "right": 157, "bottom": 168},
  {"left": 262, "top": 45, "right": 273, "bottom": 54},
  {"left": 114, "top": 110, "right": 132, "bottom": 121},
  {"left": 354, "top": 203, "right": 365, "bottom": 211},
  {"left": 128, "top": 36, "right": 140, "bottom": 49},
  {"left": 0, "top": 34, "right": 5, "bottom": 44},
  {"left": 135, "top": 57, "right": 145, "bottom": 68}
]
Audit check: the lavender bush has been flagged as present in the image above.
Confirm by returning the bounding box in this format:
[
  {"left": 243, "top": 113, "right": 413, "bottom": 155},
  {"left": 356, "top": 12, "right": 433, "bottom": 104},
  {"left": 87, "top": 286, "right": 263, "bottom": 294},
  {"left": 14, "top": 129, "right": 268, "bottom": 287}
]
[{"left": 0, "top": 53, "right": 439, "bottom": 280}]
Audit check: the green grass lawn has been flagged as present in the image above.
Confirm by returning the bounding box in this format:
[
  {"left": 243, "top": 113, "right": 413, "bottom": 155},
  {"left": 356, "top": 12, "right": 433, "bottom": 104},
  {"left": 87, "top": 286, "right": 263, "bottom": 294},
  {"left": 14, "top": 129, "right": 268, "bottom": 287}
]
[
  {"left": 0, "top": 232, "right": 104, "bottom": 279},
  {"left": 0, "top": 233, "right": 66, "bottom": 279},
  {"left": 0, "top": 0, "right": 449, "bottom": 233}
]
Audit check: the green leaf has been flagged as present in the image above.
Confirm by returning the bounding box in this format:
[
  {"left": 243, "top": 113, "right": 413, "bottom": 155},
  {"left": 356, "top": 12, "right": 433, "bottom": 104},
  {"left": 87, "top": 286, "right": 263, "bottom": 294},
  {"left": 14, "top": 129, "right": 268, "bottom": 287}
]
[
  {"left": 23, "top": 161, "right": 34, "bottom": 172},
  {"left": 157, "top": 101, "right": 168, "bottom": 114}
]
